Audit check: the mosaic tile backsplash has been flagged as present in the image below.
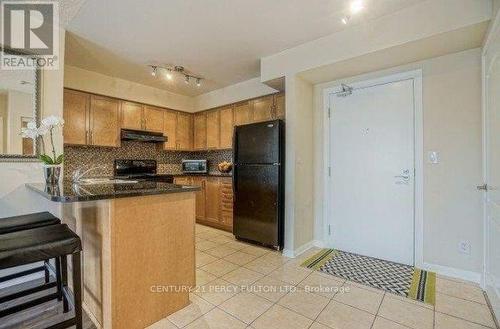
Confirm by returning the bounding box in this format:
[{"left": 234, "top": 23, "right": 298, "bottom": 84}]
[{"left": 64, "top": 142, "right": 233, "bottom": 178}]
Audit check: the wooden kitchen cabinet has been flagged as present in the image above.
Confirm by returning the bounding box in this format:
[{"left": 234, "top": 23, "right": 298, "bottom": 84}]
[
  {"left": 234, "top": 101, "right": 251, "bottom": 126},
  {"left": 63, "top": 89, "right": 90, "bottom": 146},
  {"left": 90, "top": 96, "right": 121, "bottom": 147},
  {"left": 204, "top": 177, "right": 220, "bottom": 224},
  {"left": 219, "top": 177, "right": 233, "bottom": 229},
  {"left": 219, "top": 106, "right": 234, "bottom": 149},
  {"left": 121, "top": 101, "right": 143, "bottom": 130},
  {"left": 143, "top": 106, "right": 164, "bottom": 133},
  {"left": 177, "top": 113, "right": 193, "bottom": 150},
  {"left": 251, "top": 95, "right": 274, "bottom": 123},
  {"left": 274, "top": 92, "right": 285, "bottom": 119},
  {"left": 194, "top": 113, "right": 207, "bottom": 150},
  {"left": 163, "top": 111, "right": 177, "bottom": 150},
  {"left": 206, "top": 110, "right": 220, "bottom": 149},
  {"left": 192, "top": 176, "right": 206, "bottom": 220},
  {"left": 63, "top": 89, "right": 120, "bottom": 147}
]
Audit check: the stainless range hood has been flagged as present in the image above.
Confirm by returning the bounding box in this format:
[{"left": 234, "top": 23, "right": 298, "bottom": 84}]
[{"left": 121, "top": 129, "right": 166, "bottom": 143}]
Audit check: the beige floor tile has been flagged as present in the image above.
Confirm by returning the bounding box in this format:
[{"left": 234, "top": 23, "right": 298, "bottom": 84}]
[
  {"left": 384, "top": 292, "right": 434, "bottom": 310},
  {"left": 345, "top": 280, "right": 386, "bottom": 294},
  {"left": 224, "top": 251, "right": 260, "bottom": 266},
  {"left": 268, "top": 263, "right": 313, "bottom": 285},
  {"left": 435, "top": 312, "right": 494, "bottom": 329},
  {"left": 309, "top": 322, "right": 331, "bottom": 329},
  {"left": 297, "top": 271, "right": 345, "bottom": 298},
  {"left": 316, "top": 300, "right": 375, "bottom": 329},
  {"left": 168, "top": 294, "right": 215, "bottom": 328},
  {"left": 244, "top": 255, "right": 286, "bottom": 275},
  {"left": 372, "top": 317, "right": 411, "bottom": 329},
  {"left": 224, "top": 240, "right": 251, "bottom": 251},
  {"left": 184, "top": 308, "right": 247, "bottom": 329},
  {"left": 195, "top": 236, "right": 206, "bottom": 243},
  {"left": 219, "top": 292, "right": 273, "bottom": 324},
  {"left": 222, "top": 267, "right": 264, "bottom": 286},
  {"left": 205, "top": 245, "right": 238, "bottom": 258},
  {"left": 250, "top": 276, "right": 295, "bottom": 302},
  {"left": 435, "top": 293, "right": 495, "bottom": 328},
  {"left": 196, "top": 252, "right": 218, "bottom": 268},
  {"left": 196, "top": 240, "right": 219, "bottom": 251},
  {"left": 333, "top": 284, "right": 383, "bottom": 314},
  {"left": 436, "top": 277, "right": 486, "bottom": 305},
  {"left": 278, "top": 289, "right": 330, "bottom": 319},
  {"left": 200, "top": 259, "right": 240, "bottom": 277},
  {"left": 194, "top": 279, "right": 240, "bottom": 306},
  {"left": 378, "top": 295, "right": 434, "bottom": 329},
  {"left": 196, "top": 230, "right": 221, "bottom": 239},
  {"left": 207, "top": 235, "right": 235, "bottom": 244},
  {"left": 251, "top": 304, "right": 313, "bottom": 329},
  {"left": 260, "top": 252, "right": 291, "bottom": 264},
  {"left": 146, "top": 318, "right": 178, "bottom": 329},
  {"left": 196, "top": 269, "right": 217, "bottom": 286},
  {"left": 240, "top": 245, "right": 272, "bottom": 256}
]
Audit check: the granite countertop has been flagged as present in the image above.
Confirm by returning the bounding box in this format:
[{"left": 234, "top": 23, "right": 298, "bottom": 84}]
[{"left": 26, "top": 180, "right": 200, "bottom": 203}]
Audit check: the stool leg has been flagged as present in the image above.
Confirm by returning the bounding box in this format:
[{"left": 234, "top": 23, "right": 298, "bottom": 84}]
[
  {"left": 55, "top": 256, "right": 63, "bottom": 301},
  {"left": 44, "top": 260, "right": 50, "bottom": 283},
  {"left": 61, "top": 255, "right": 69, "bottom": 313},
  {"left": 72, "top": 252, "right": 82, "bottom": 329}
]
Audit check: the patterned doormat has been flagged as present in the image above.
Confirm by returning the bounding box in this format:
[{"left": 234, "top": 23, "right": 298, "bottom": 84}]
[{"left": 302, "top": 249, "right": 436, "bottom": 305}]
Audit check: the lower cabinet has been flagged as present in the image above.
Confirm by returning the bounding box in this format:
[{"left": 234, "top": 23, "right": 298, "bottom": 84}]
[{"left": 174, "top": 176, "right": 233, "bottom": 231}]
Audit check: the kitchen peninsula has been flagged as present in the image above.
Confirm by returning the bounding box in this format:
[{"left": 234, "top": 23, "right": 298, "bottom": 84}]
[{"left": 27, "top": 181, "right": 199, "bottom": 329}]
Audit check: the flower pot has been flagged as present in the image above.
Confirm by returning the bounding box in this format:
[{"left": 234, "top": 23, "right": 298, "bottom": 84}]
[{"left": 43, "top": 164, "right": 62, "bottom": 185}]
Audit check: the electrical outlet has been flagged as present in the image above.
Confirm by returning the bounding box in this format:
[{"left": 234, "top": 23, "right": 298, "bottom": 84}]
[{"left": 458, "top": 241, "right": 471, "bottom": 255}]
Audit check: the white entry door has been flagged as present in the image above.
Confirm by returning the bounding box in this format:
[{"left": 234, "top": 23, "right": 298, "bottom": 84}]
[{"left": 328, "top": 78, "right": 416, "bottom": 265}]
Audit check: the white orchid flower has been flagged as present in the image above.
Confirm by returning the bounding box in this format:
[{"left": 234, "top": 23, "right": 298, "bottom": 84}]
[
  {"left": 41, "top": 115, "right": 64, "bottom": 127},
  {"left": 21, "top": 126, "right": 38, "bottom": 139}
]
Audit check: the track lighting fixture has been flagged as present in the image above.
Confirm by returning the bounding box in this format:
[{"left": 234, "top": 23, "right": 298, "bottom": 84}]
[{"left": 148, "top": 64, "right": 202, "bottom": 87}]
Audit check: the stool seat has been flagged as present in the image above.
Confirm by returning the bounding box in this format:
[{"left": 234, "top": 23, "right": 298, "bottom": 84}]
[
  {"left": 0, "top": 212, "right": 60, "bottom": 234},
  {"left": 0, "top": 224, "right": 81, "bottom": 269}
]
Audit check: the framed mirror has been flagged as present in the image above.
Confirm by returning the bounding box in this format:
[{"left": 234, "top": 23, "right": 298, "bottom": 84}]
[{"left": 0, "top": 47, "right": 41, "bottom": 161}]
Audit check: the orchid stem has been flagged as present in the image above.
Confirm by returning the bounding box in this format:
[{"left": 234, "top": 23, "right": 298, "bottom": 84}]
[{"left": 49, "top": 127, "right": 56, "bottom": 162}]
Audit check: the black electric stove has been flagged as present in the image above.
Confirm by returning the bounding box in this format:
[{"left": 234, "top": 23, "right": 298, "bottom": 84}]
[{"left": 114, "top": 159, "right": 174, "bottom": 183}]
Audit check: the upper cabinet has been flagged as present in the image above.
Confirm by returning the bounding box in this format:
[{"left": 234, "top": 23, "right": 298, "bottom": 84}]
[
  {"left": 206, "top": 110, "right": 220, "bottom": 150},
  {"left": 177, "top": 112, "right": 193, "bottom": 151},
  {"left": 274, "top": 92, "right": 285, "bottom": 119},
  {"left": 121, "top": 101, "right": 143, "bottom": 130},
  {"left": 163, "top": 110, "right": 177, "bottom": 150},
  {"left": 63, "top": 89, "right": 90, "bottom": 146},
  {"left": 90, "top": 96, "right": 120, "bottom": 147},
  {"left": 143, "top": 106, "right": 164, "bottom": 133},
  {"left": 234, "top": 101, "right": 251, "bottom": 126},
  {"left": 250, "top": 95, "right": 274, "bottom": 123},
  {"left": 193, "top": 113, "right": 207, "bottom": 150},
  {"left": 63, "top": 89, "right": 120, "bottom": 147},
  {"left": 219, "top": 106, "right": 234, "bottom": 149}
]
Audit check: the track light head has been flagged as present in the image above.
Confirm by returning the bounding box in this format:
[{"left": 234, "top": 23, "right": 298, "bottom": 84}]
[
  {"left": 184, "top": 75, "right": 190, "bottom": 84},
  {"left": 196, "top": 78, "right": 201, "bottom": 87},
  {"left": 151, "top": 66, "right": 157, "bottom": 77}
]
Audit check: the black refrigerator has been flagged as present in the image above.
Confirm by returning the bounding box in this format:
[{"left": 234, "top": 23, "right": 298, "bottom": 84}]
[{"left": 233, "top": 119, "right": 284, "bottom": 250}]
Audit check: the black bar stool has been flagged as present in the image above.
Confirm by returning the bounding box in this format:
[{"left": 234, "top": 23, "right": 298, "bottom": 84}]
[
  {"left": 0, "top": 224, "right": 83, "bottom": 329},
  {"left": 0, "top": 212, "right": 61, "bottom": 299}
]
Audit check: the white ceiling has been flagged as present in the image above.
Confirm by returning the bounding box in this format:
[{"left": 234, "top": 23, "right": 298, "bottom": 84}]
[{"left": 65, "top": 0, "right": 427, "bottom": 96}]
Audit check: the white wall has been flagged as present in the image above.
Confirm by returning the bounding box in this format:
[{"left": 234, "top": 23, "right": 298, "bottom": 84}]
[
  {"left": 194, "top": 77, "right": 277, "bottom": 111},
  {"left": 261, "top": 0, "right": 491, "bottom": 82},
  {"left": 313, "top": 49, "right": 484, "bottom": 278},
  {"left": 64, "top": 65, "right": 195, "bottom": 112}
]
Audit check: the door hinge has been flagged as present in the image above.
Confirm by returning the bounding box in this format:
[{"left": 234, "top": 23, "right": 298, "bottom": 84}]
[
  {"left": 328, "top": 224, "right": 331, "bottom": 235},
  {"left": 328, "top": 167, "right": 331, "bottom": 177},
  {"left": 327, "top": 107, "right": 331, "bottom": 118}
]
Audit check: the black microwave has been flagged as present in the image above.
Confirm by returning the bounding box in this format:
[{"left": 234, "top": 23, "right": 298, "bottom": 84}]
[{"left": 182, "top": 159, "right": 208, "bottom": 173}]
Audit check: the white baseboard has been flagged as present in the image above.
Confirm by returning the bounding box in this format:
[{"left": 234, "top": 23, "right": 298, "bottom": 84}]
[
  {"left": 421, "top": 262, "right": 482, "bottom": 284},
  {"left": 282, "top": 240, "right": 324, "bottom": 258}
]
